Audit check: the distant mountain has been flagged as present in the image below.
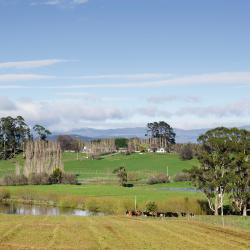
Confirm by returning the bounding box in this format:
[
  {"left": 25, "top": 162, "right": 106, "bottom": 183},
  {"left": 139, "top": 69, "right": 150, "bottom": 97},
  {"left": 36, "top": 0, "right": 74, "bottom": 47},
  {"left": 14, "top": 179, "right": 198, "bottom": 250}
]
[{"left": 52, "top": 125, "right": 250, "bottom": 144}]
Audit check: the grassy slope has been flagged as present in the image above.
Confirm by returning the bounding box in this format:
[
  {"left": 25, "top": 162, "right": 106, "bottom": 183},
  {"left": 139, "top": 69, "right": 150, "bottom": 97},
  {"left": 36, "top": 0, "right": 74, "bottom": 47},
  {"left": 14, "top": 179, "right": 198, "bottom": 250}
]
[
  {"left": 0, "top": 152, "right": 198, "bottom": 180},
  {"left": 64, "top": 152, "right": 198, "bottom": 180},
  {"left": 0, "top": 215, "right": 249, "bottom": 250}
]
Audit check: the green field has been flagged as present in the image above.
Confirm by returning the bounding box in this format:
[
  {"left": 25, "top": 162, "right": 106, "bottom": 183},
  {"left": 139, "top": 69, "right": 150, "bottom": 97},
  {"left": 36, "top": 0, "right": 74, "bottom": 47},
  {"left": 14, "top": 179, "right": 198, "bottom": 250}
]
[
  {"left": 0, "top": 215, "right": 248, "bottom": 250},
  {"left": 0, "top": 152, "right": 198, "bottom": 183},
  {"left": 64, "top": 152, "right": 198, "bottom": 182}
]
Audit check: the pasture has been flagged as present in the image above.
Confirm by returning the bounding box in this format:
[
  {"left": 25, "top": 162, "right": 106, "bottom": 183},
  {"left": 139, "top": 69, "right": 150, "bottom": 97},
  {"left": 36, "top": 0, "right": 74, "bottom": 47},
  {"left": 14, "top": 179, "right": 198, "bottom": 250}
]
[
  {"left": 0, "top": 152, "right": 198, "bottom": 183},
  {"left": 64, "top": 152, "right": 198, "bottom": 183},
  {"left": 0, "top": 215, "right": 249, "bottom": 250}
]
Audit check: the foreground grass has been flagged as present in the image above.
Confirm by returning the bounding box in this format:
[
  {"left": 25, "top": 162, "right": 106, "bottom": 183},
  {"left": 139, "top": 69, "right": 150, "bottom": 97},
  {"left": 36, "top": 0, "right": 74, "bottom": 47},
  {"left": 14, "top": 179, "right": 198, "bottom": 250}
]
[{"left": 0, "top": 215, "right": 249, "bottom": 250}]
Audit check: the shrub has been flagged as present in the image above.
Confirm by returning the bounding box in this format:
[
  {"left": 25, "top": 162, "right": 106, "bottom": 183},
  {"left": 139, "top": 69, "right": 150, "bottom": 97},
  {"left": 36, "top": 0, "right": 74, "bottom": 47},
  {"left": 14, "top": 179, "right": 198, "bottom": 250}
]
[
  {"left": 147, "top": 173, "right": 170, "bottom": 185},
  {"left": 145, "top": 201, "right": 158, "bottom": 213},
  {"left": 113, "top": 167, "right": 127, "bottom": 186},
  {"left": 173, "top": 172, "right": 191, "bottom": 182},
  {"left": 179, "top": 144, "right": 193, "bottom": 160},
  {"left": 61, "top": 173, "right": 78, "bottom": 184},
  {"left": 49, "top": 168, "right": 63, "bottom": 184},
  {"left": 0, "top": 189, "right": 10, "bottom": 200},
  {"left": 1, "top": 174, "right": 28, "bottom": 186},
  {"left": 28, "top": 173, "right": 49, "bottom": 185},
  {"left": 127, "top": 172, "right": 140, "bottom": 182}
]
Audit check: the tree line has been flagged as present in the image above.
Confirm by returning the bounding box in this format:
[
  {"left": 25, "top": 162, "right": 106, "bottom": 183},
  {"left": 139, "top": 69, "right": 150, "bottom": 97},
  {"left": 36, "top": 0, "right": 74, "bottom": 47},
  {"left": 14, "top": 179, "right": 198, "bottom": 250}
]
[{"left": 0, "top": 116, "right": 51, "bottom": 160}]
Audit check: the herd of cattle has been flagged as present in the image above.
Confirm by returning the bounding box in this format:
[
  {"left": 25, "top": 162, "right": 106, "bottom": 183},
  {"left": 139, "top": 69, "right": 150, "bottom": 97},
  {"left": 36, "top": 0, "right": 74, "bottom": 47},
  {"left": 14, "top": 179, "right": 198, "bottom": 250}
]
[{"left": 126, "top": 210, "right": 195, "bottom": 218}]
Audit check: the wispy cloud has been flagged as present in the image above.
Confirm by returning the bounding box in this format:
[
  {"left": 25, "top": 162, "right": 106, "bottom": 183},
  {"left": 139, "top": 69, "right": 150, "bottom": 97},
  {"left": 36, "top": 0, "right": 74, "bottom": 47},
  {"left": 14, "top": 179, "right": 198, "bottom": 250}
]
[
  {"left": 0, "top": 59, "right": 67, "bottom": 69},
  {"left": 147, "top": 95, "right": 201, "bottom": 104},
  {"left": 73, "top": 73, "right": 172, "bottom": 80},
  {"left": 30, "top": 0, "right": 88, "bottom": 7},
  {"left": 0, "top": 74, "right": 54, "bottom": 81}
]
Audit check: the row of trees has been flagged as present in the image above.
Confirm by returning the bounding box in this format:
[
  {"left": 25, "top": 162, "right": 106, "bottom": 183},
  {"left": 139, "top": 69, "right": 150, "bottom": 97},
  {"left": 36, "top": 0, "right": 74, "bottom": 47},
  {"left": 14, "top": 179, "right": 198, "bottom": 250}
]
[
  {"left": 188, "top": 127, "right": 250, "bottom": 216},
  {"left": 0, "top": 116, "right": 51, "bottom": 160}
]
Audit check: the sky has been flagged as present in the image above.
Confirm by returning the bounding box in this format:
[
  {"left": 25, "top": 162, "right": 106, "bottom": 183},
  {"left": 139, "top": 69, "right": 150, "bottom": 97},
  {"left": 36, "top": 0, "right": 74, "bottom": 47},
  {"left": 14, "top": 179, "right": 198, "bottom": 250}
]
[{"left": 0, "top": 0, "right": 250, "bottom": 132}]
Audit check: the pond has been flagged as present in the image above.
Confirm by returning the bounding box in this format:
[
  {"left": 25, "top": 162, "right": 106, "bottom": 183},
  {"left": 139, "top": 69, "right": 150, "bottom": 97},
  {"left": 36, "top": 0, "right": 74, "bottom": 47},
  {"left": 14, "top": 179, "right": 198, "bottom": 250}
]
[
  {"left": 0, "top": 202, "right": 102, "bottom": 217},
  {"left": 159, "top": 187, "right": 202, "bottom": 193}
]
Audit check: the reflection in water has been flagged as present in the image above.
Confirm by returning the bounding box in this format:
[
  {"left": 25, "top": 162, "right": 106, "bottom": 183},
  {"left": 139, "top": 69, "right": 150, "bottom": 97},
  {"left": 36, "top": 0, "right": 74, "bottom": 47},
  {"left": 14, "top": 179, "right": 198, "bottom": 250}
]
[{"left": 0, "top": 202, "right": 100, "bottom": 217}]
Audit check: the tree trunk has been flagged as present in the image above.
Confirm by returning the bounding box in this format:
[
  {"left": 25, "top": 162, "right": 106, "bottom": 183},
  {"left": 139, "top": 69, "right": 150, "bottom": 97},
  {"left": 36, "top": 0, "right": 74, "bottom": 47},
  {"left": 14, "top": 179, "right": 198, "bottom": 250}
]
[
  {"left": 214, "top": 195, "right": 219, "bottom": 216},
  {"left": 243, "top": 205, "right": 247, "bottom": 216}
]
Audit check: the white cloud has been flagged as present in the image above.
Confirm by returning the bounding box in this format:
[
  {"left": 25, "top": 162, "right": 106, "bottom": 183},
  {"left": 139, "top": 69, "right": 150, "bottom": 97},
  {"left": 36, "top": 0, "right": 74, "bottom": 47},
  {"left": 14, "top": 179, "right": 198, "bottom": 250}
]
[
  {"left": 0, "top": 59, "right": 67, "bottom": 69},
  {"left": 0, "top": 96, "right": 16, "bottom": 111},
  {"left": 0, "top": 98, "right": 127, "bottom": 130},
  {"left": 73, "top": 73, "right": 172, "bottom": 80},
  {"left": 175, "top": 99, "right": 250, "bottom": 118},
  {"left": 0, "top": 74, "right": 54, "bottom": 82},
  {"left": 147, "top": 95, "right": 201, "bottom": 104}
]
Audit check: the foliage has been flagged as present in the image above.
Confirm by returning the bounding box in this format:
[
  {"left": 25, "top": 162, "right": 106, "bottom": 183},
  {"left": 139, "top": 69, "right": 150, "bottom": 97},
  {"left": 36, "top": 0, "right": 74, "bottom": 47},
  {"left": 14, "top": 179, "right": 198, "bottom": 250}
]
[
  {"left": 49, "top": 168, "right": 63, "bottom": 184},
  {"left": 146, "top": 121, "right": 176, "bottom": 150},
  {"left": 188, "top": 127, "right": 250, "bottom": 216},
  {"left": 0, "top": 116, "right": 31, "bottom": 160},
  {"left": 147, "top": 173, "right": 170, "bottom": 185},
  {"left": 0, "top": 189, "right": 10, "bottom": 200},
  {"left": 33, "top": 124, "right": 51, "bottom": 141},
  {"left": 115, "top": 138, "right": 128, "bottom": 149},
  {"left": 145, "top": 201, "right": 158, "bottom": 213},
  {"left": 173, "top": 172, "right": 191, "bottom": 182},
  {"left": 113, "top": 167, "right": 127, "bottom": 186},
  {"left": 57, "top": 135, "right": 82, "bottom": 152},
  {"left": 179, "top": 144, "right": 193, "bottom": 160}
]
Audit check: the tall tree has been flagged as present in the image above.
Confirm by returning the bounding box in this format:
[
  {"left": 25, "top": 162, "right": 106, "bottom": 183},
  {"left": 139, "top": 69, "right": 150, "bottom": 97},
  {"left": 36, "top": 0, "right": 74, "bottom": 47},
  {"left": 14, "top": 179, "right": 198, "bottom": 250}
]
[
  {"left": 146, "top": 121, "right": 175, "bottom": 151},
  {"left": 229, "top": 128, "right": 250, "bottom": 216},
  {"left": 33, "top": 125, "right": 51, "bottom": 141},
  {"left": 188, "top": 127, "right": 234, "bottom": 216},
  {"left": 0, "top": 116, "right": 30, "bottom": 159}
]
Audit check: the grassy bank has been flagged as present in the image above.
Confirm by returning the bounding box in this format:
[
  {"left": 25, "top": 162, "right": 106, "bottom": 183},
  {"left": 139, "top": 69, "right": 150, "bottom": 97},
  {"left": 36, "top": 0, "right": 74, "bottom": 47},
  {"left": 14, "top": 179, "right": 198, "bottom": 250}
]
[
  {"left": 0, "top": 214, "right": 248, "bottom": 250},
  {"left": 0, "top": 182, "right": 205, "bottom": 214}
]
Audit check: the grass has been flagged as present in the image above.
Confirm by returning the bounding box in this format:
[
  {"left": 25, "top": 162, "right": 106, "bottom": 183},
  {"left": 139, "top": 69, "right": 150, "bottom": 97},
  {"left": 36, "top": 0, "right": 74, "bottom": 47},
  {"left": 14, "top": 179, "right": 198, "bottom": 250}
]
[
  {"left": 0, "top": 214, "right": 248, "bottom": 250},
  {"left": 63, "top": 152, "right": 198, "bottom": 182},
  {"left": 0, "top": 182, "right": 205, "bottom": 214},
  {"left": 0, "top": 152, "right": 198, "bottom": 183}
]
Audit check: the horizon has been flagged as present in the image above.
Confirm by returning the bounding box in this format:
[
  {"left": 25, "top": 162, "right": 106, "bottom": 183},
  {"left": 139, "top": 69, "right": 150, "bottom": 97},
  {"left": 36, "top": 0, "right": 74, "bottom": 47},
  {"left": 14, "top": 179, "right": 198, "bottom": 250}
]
[{"left": 1, "top": 0, "right": 250, "bottom": 131}]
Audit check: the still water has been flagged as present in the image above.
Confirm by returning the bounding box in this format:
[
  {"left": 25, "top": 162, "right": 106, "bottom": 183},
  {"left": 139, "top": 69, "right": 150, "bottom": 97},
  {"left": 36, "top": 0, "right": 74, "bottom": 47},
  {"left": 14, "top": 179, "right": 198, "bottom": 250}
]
[{"left": 0, "top": 202, "right": 100, "bottom": 217}]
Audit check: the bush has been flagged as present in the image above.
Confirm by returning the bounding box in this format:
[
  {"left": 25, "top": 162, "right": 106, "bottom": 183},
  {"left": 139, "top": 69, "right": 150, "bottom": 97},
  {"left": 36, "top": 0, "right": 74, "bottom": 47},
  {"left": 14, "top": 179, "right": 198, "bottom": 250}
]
[
  {"left": 147, "top": 173, "right": 170, "bottom": 185},
  {"left": 179, "top": 144, "right": 193, "bottom": 160},
  {"left": 173, "top": 172, "right": 191, "bottom": 182},
  {"left": 61, "top": 173, "right": 78, "bottom": 184},
  {"left": 0, "top": 189, "right": 10, "bottom": 200},
  {"left": 49, "top": 168, "right": 63, "bottom": 184},
  {"left": 1, "top": 174, "right": 28, "bottom": 186},
  {"left": 145, "top": 201, "right": 158, "bottom": 213},
  {"left": 28, "top": 173, "right": 49, "bottom": 185}
]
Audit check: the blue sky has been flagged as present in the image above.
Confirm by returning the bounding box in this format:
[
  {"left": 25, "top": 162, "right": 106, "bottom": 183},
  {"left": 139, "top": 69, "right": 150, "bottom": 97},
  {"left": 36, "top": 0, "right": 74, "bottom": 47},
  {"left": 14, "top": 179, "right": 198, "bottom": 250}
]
[{"left": 0, "top": 0, "right": 250, "bottom": 131}]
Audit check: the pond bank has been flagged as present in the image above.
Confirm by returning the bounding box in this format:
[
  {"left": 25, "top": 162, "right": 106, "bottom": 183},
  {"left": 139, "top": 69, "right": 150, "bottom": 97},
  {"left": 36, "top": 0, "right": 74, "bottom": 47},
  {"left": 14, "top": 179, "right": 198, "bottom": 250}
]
[{"left": 0, "top": 201, "right": 103, "bottom": 217}]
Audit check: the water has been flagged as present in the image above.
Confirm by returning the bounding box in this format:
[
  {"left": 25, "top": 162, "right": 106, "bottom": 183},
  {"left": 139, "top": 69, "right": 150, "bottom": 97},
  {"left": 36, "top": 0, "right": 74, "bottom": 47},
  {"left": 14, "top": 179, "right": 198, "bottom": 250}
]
[
  {"left": 159, "top": 187, "right": 202, "bottom": 193},
  {"left": 0, "top": 202, "right": 101, "bottom": 217}
]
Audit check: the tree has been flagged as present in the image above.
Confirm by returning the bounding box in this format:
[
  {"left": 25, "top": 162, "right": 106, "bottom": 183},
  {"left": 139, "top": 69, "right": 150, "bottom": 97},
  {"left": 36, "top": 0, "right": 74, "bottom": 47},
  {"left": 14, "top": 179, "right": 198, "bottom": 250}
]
[
  {"left": 57, "top": 135, "right": 82, "bottom": 152},
  {"left": 187, "top": 127, "right": 234, "bottom": 216},
  {"left": 146, "top": 121, "right": 175, "bottom": 151},
  {"left": 33, "top": 125, "right": 51, "bottom": 141},
  {"left": 113, "top": 167, "right": 127, "bottom": 186},
  {"left": 180, "top": 144, "right": 193, "bottom": 160},
  {"left": 115, "top": 138, "right": 128, "bottom": 149},
  {"left": 228, "top": 128, "right": 250, "bottom": 216},
  {"left": 0, "top": 116, "right": 30, "bottom": 159}
]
